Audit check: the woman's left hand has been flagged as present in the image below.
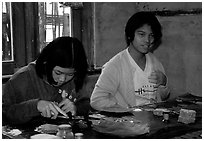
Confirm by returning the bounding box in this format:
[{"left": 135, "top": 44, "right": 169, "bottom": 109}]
[
  {"left": 58, "top": 98, "right": 76, "bottom": 115},
  {"left": 148, "top": 70, "right": 167, "bottom": 88}
]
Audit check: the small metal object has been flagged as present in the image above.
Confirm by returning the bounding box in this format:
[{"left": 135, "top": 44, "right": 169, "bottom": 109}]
[
  {"left": 162, "top": 112, "right": 169, "bottom": 123},
  {"left": 58, "top": 89, "right": 62, "bottom": 93}
]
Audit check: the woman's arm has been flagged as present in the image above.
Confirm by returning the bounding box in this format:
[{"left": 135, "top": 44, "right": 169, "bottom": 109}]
[
  {"left": 2, "top": 75, "right": 40, "bottom": 125},
  {"left": 90, "top": 62, "right": 121, "bottom": 111}
]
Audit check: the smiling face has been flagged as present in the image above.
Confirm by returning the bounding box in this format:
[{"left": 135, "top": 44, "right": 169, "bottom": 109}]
[
  {"left": 52, "top": 66, "right": 75, "bottom": 87},
  {"left": 130, "top": 24, "right": 155, "bottom": 54}
]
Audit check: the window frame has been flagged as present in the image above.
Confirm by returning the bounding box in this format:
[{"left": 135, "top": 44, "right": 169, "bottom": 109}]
[
  {"left": 2, "top": 2, "right": 39, "bottom": 77},
  {"left": 2, "top": 2, "right": 100, "bottom": 82}
]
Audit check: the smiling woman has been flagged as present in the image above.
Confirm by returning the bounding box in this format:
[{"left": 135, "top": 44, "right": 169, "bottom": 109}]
[
  {"left": 90, "top": 12, "right": 169, "bottom": 112},
  {"left": 3, "top": 36, "right": 90, "bottom": 125}
]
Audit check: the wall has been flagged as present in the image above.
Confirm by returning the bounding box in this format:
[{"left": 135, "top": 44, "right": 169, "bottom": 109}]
[{"left": 93, "top": 2, "right": 202, "bottom": 98}]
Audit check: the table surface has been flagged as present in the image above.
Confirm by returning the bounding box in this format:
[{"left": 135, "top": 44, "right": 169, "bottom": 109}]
[{"left": 2, "top": 93, "right": 202, "bottom": 139}]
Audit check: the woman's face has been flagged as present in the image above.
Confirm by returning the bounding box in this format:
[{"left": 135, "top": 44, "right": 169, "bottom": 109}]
[
  {"left": 131, "top": 24, "right": 155, "bottom": 54},
  {"left": 52, "top": 66, "right": 75, "bottom": 86}
]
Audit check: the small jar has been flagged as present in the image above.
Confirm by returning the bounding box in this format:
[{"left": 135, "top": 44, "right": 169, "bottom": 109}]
[
  {"left": 56, "top": 124, "right": 74, "bottom": 139},
  {"left": 75, "top": 133, "right": 84, "bottom": 139},
  {"left": 162, "top": 112, "right": 169, "bottom": 123}
]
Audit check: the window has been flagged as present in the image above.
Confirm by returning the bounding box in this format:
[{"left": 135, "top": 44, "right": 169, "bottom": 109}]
[
  {"left": 2, "top": 2, "right": 14, "bottom": 62},
  {"left": 2, "top": 2, "right": 16, "bottom": 79},
  {"left": 2, "top": 2, "right": 84, "bottom": 78},
  {"left": 38, "top": 2, "right": 71, "bottom": 51},
  {"left": 2, "top": 2, "right": 39, "bottom": 76}
]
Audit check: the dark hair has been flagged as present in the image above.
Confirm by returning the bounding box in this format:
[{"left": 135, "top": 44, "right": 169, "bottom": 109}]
[
  {"left": 125, "top": 11, "right": 162, "bottom": 51},
  {"left": 35, "top": 36, "right": 88, "bottom": 92}
]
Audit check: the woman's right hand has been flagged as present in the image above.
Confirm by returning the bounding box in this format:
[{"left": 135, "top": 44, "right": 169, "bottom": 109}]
[{"left": 37, "top": 100, "right": 59, "bottom": 119}]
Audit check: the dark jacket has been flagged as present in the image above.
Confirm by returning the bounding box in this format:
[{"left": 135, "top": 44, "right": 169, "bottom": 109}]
[{"left": 3, "top": 62, "right": 90, "bottom": 125}]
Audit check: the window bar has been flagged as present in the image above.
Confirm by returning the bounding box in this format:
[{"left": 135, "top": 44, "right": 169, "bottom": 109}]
[{"left": 54, "top": 2, "right": 57, "bottom": 39}]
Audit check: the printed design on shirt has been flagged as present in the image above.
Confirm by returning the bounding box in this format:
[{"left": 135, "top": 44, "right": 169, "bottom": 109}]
[
  {"left": 58, "top": 89, "right": 77, "bottom": 102},
  {"left": 135, "top": 85, "right": 157, "bottom": 99}
]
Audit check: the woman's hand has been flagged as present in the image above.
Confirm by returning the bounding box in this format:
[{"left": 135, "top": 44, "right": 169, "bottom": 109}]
[
  {"left": 37, "top": 100, "right": 59, "bottom": 119},
  {"left": 58, "top": 98, "right": 76, "bottom": 116},
  {"left": 148, "top": 70, "right": 167, "bottom": 88}
]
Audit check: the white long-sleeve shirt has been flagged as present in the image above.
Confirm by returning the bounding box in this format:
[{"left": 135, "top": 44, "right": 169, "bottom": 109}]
[{"left": 90, "top": 48, "right": 167, "bottom": 111}]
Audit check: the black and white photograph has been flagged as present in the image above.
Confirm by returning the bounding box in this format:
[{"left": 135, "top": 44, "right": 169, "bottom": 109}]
[{"left": 2, "top": 1, "right": 202, "bottom": 139}]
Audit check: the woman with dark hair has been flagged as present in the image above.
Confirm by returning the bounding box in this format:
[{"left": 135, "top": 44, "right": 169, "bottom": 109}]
[
  {"left": 3, "top": 36, "right": 90, "bottom": 125},
  {"left": 91, "top": 12, "right": 170, "bottom": 112}
]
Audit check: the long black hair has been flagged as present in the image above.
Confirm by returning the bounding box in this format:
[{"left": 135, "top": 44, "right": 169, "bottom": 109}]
[
  {"left": 35, "top": 36, "right": 88, "bottom": 92},
  {"left": 125, "top": 11, "right": 162, "bottom": 51}
]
